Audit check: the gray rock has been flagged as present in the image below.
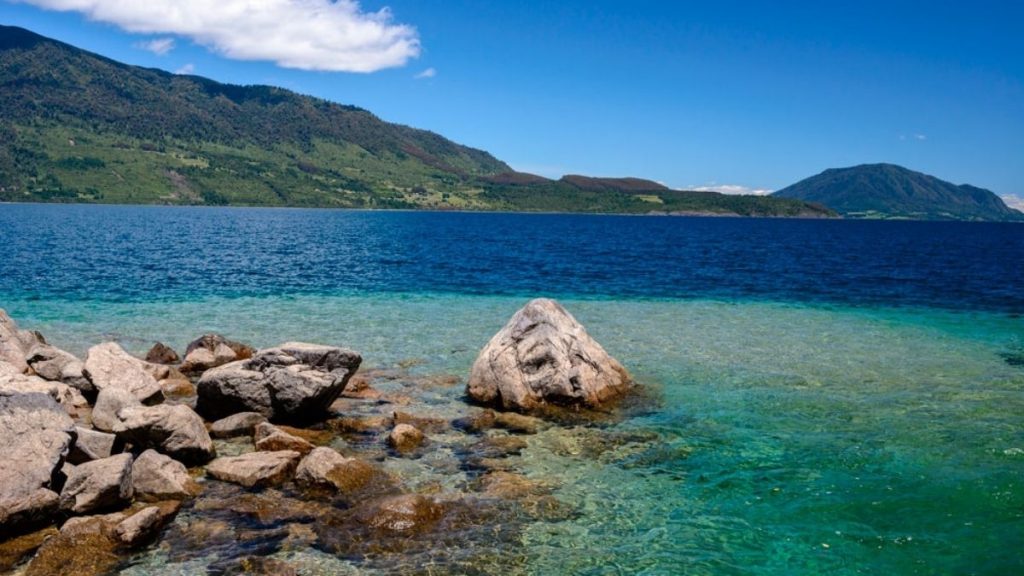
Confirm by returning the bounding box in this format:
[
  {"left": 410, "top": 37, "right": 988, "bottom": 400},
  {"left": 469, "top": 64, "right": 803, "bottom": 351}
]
[
  {"left": 83, "top": 342, "right": 164, "bottom": 404},
  {"left": 67, "top": 427, "right": 117, "bottom": 464},
  {"left": 132, "top": 449, "right": 199, "bottom": 501},
  {"left": 0, "top": 369, "right": 89, "bottom": 417},
  {"left": 467, "top": 298, "right": 633, "bottom": 414},
  {"left": 209, "top": 411, "right": 267, "bottom": 438},
  {"left": 197, "top": 342, "right": 362, "bottom": 423},
  {"left": 206, "top": 451, "right": 300, "bottom": 488},
  {"left": 0, "top": 309, "right": 43, "bottom": 374},
  {"left": 59, "top": 453, "right": 133, "bottom": 514},
  {"left": 144, "top": 342, "right": 180, "bottom": 365},
  {"left": 26, "top": 344, "right": 92, "bottom": 392},
  {"left": 114, "top": 404, "right": 215, "bottom": 465},
  {"left": 253, "top": 422, "right": 314, "bottom": 455},
  {"left": 0, "top": 390, "right": 75, "bottom": 535},
  {"left": 91, "top": 387, "right": 141, "bottom": 433}
]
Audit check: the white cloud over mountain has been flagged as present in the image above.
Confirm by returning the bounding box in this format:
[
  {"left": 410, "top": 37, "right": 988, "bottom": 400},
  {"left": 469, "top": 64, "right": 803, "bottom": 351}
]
[
  {"left": 689, "top": 184, "right": 774, "bottom": 196},
  {"left": 17, "top": 0, "right": 420, "bottom": 72},
  {"left": 1001, "top": 194, "right": 1024, "bottom": 212},
  {"left": 135, "top": 37, "right": 174, "bottom": 55}
]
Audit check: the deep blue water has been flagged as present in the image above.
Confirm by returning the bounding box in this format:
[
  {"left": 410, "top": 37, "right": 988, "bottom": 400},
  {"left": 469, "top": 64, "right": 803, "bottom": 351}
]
[{"left": 0, "top": 204, "right": 1021, "bottom": 311}]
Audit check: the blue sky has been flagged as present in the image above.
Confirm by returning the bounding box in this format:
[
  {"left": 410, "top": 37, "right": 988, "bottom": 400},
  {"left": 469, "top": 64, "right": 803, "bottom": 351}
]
[{"left": 2, "top": 1, "right": 1022, "bottom": 204}]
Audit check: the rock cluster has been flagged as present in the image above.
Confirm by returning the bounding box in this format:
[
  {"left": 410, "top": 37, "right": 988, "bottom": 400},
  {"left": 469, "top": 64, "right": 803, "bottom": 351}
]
[{"left": 0, "top": 299, "right": 637, "bottom": 573}]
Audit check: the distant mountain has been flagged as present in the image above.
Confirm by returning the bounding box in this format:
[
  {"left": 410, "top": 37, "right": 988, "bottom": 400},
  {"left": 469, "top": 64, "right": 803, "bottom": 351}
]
[
  {"left": 0, "top": 25, "right": 833, "bottom": 217},
  {"left": 774, "top": 164, "right": 1022, "bottom": 221}
]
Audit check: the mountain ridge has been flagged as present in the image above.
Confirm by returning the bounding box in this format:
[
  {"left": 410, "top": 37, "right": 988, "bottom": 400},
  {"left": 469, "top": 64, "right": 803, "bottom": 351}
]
[{"left": 1, "top": 24, "right": 831, "bottom": 217}]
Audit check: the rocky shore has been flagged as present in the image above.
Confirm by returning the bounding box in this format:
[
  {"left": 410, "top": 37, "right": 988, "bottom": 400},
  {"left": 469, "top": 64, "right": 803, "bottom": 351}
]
[{"left": 0, "top": 299, "right": 639, "bottom": 574}]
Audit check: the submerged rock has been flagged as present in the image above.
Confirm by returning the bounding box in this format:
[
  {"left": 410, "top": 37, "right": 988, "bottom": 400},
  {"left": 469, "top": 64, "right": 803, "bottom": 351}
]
[
  {"left": 22, "top": 504, "right": 176, "bottom": 575},
  {"left": 494, "top": 411, "right": 543, "bottom": 434},
  {"left": 0, "top": 390, "right": 75, "bottom": 536},
  {"left": 387, "top": 423, "right": 425, "bottom": 454},
  {"left": 197, "top": 342, "right": 362, "bottom": 423},
  {"left": 467, "top": 298, "right": 632, "bottom": 414},
  {"left": 132, "top": 449, "right": 200, "bottom": 501},
  {"left": 478, "top": 471, "right": 550, "bottom": 499},
  {"left": 23, "top": 528, "right": 120, "bottom": 576},
  {"left": 295, "top": 447, "right": 390, "bottom": 495},
  {"left": 83, "top": 342, "right": 164, "bottom": 404},
  {"left": 59, "top": 453, "right": 134, "bottom": 514},
  {"left": 113, "top": 404, "right": 215, "bottom": 465},
  {"left": 356, "top": 494, "right": 446, "bottom": 535},
  {"left": 452, "top": 409, "right": 498, "bottom": 433},
  {"left": 206, "top": 451, "right": 301, "bottom": 488},
  {"left": 210, "top": 411, "right": 268, "bottom": 439},
  {"left": 393, "top": 411, "right": 449, "bottom": 433},
  {"left": 0, "top": 526, "right": 57, "bottom": 572}
]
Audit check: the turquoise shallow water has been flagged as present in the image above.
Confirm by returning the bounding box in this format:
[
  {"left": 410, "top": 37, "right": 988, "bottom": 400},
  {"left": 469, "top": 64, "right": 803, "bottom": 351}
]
[{"left": 6, "top": 294, "right": 1023, "bottom": 575}]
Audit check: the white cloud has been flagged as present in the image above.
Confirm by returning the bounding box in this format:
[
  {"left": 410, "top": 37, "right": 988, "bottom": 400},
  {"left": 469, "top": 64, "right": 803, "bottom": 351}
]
[
  {"left": 16, "top": 0, "right": 420, "bottom": 73},
  {"left": 1001, "top": 194, "right": 1024, "bottom": 212},
  {"left": 175, "top": 63, "right": 195, "bottom": 75},
  {"left": 135, "top": 37, "right": 175, "bottom": 55},
  {"left": 914, "top": 134, "right": 927, "bottom": 141},
  {"left": 899, "top": 133, "right": 928, "bottom": 141},
  {"left": 689, "top": 184, "right": 774, "bottom": 196},
  {"left": 414, "top": 67, "right": 436, "bottom": 79}
]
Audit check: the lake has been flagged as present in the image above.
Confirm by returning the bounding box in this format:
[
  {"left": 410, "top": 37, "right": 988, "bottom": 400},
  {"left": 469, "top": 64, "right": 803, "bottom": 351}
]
[{"left": 1, "top": 204, "right": 1022, "bottom": 575}]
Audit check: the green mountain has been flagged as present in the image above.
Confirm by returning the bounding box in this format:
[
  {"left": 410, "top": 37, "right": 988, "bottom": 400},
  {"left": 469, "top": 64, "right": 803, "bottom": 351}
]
[
  {"left": 0, "top": 25, "right": 833, "bottom": 217},
  {"left": 774, "top": 163, "right": 1022, "bottom": 221}
]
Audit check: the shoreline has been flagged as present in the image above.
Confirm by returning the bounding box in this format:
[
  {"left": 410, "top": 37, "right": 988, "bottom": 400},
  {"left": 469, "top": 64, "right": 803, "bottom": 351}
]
[
  {"left": 0, "top": 199, "right": 837, "bottom": 219},
  {"left": 5, "top": 199, "right": 1023, "bottom": 222}
]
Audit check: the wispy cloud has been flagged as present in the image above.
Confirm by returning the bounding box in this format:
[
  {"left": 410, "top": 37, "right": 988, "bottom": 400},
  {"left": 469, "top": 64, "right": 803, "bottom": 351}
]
[
  {"left": 135, "top": 37, "right": 174, "bottom": 56},
  {"left": 899, "top": 133, "right": 928, "bottom": 141},
  {"left": 689, "top": 184, "right": 774, "bottom": 196},
  {"left": 414, "top": 67, "right": 437, "bottom": 79},
  {"left": 16, "top": 0, "right": 420, "bottom": 73},
  {"left": 1001, "top": 194, "right": 1024, "bottom": 212},
  {"left": 175, "top": 63, "right": 195, "bottom": 75}
]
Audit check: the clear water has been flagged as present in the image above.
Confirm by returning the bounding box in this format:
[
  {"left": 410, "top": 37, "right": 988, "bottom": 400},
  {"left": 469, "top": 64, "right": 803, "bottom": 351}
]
[{"left": 1, "top": 205, "right": 1022, "bottom": 574}]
